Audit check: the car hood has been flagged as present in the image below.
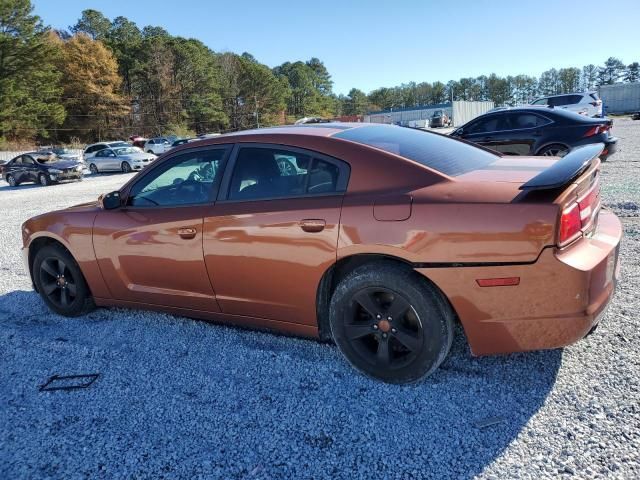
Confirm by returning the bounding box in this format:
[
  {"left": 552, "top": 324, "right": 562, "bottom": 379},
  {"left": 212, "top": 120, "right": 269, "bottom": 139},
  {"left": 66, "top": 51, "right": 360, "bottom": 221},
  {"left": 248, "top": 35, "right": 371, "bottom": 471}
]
[{"left": 43, "top": 160, "right": 82, "bottom": 169}]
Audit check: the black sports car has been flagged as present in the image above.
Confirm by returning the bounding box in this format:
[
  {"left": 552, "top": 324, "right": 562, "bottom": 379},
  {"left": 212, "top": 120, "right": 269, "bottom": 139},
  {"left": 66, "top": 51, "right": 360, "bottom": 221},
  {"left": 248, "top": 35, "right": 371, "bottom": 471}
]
[
  {"left": 3, "top": 152, "right": 84, "bottom": 187},
  {"left": 450, "top": 107, "right": 618, "bottom": 160}
]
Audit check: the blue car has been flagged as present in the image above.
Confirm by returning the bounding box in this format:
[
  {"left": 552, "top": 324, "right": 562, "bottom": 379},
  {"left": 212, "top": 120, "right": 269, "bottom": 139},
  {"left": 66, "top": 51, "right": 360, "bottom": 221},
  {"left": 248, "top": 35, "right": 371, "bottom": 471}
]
[{"left": 3, "top": 152, "right": 84, "bottom": 187}]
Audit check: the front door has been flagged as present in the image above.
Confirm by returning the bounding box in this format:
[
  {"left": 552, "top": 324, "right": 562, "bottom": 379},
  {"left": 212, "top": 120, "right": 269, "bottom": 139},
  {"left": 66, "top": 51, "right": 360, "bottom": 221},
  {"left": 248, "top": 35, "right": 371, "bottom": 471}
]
[
  {"left": 203, "top": 145, "right": 349, "bottom": 326},
  {"left": 93, "top": 146, "right": 230, "bottom": 311}
]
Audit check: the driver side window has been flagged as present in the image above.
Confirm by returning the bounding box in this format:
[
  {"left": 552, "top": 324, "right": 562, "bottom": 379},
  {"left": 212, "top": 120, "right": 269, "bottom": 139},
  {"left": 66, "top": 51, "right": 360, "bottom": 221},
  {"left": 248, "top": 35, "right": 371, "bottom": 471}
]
[{"left": 128, "top": 147, "right": 228, "bottom": 207}]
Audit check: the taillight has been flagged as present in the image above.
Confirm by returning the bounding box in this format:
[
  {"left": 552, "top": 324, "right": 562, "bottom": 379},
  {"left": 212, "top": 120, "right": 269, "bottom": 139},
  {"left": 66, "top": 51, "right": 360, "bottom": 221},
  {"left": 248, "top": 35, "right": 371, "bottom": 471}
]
[
  {"left": 558, "top": 179, "right": 600, "bottom": 246},
  {"left": 583, "top": 124, "right": 610, "bottom": 137},
  {"left": 559, "top": 203, "right": 582, "bottom": 245}
]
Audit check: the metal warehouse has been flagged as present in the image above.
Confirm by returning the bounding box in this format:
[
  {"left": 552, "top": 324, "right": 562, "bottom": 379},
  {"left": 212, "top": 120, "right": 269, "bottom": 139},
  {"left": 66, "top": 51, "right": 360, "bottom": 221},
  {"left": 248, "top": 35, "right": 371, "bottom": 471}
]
[
  {"left": 364, "top": 101, "right": 495, "bottom": 127},
  {"left": 599, "top": 82, "right": 640, "bottom": 114}
]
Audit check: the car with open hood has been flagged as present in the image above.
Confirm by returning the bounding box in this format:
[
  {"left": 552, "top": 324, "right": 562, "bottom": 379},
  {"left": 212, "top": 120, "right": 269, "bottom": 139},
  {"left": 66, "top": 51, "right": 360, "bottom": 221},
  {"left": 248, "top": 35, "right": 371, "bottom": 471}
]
[{"left": 4, "top": 152, "right": 83, "bottom": 187}]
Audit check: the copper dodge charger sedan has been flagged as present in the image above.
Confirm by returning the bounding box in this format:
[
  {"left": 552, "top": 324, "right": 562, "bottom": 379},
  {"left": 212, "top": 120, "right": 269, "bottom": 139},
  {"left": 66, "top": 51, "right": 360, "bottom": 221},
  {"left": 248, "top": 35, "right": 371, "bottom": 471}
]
[{"left": 21, "top": 124, "right": 622, "bottom": 383}]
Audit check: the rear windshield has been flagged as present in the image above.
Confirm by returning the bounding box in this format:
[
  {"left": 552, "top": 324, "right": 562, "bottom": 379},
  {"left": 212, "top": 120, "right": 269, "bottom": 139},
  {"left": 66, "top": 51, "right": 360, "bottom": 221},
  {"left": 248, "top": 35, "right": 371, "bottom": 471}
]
[{"left": 333, "top": 125, "right": 497, "bottom": 176}]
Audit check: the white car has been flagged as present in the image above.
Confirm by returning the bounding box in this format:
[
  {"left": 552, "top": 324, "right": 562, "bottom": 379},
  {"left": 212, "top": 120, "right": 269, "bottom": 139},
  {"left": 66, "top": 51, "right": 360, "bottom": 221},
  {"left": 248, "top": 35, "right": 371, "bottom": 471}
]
[
  {"left": 143, "top": 137, "right": 172, "bottom": 155},
  {"left": 83, "top": 141, "right": 130, "bottom": 162},
  {"left": 530, "top": 92, "right": 603, "bottom": 117},
  {"left": 87, "top": 146, "right": 156, "bottom": 174}
]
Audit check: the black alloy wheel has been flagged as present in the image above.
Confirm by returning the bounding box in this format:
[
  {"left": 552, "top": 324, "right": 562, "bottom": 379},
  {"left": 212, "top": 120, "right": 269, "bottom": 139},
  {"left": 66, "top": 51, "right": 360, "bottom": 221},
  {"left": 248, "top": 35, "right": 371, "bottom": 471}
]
[
  {"left": 33, "top": 245, "right": 95, "bottom": 317},
  {"left": 330, "top": 262, "right": 454, "bottom": 384},
  {"left": 39, "top": 257, "right": 78, "bottom": 309}
]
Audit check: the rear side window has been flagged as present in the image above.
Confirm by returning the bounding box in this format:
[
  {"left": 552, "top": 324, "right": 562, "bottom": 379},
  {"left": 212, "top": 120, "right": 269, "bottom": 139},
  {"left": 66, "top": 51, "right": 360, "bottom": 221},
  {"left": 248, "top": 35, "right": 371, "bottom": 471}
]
[
  {"left": 334, "top": 125, "right": 497, "bottom": 177},
  {"left": 531, "top": 98, "right": 547, "bottom": 105},
  {"left": 508, "top": 113, "right": 550, "bottom": 129},
  {"left": 549, "top": 95, "right": 582, "bottom": 106},
  {"left": 465, "top": 115, "right": 506, "bottom": 134},
  {"left": 228, "top": 147, "right": 344, "bottom": 201}
]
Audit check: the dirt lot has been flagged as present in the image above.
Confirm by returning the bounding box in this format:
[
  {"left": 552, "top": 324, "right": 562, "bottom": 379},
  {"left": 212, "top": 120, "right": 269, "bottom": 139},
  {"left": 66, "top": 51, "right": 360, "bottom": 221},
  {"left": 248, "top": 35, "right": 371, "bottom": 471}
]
[{"left": 0, "top": 120, "right": 639, "bottom": 479}]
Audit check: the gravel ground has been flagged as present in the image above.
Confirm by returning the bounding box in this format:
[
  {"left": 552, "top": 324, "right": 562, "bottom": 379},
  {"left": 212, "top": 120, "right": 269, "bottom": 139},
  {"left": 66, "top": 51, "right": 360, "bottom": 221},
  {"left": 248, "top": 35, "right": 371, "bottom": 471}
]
[{"left": 1, "top": 121, "right": 639, "bottom": 479}]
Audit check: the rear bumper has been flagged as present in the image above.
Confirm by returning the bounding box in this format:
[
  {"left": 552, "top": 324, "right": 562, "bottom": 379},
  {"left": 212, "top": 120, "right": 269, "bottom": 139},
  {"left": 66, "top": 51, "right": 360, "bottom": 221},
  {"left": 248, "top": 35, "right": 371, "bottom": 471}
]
[{"left": 419, "top": 209, "right": 622, "bottom": 355}]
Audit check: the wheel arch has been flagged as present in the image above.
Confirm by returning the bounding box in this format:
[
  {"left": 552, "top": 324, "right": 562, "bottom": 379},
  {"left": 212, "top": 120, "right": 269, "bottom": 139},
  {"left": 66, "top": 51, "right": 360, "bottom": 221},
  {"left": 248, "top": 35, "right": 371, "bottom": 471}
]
[
  {"left": 28, "top": 236, "right": 76, "bottom": 291},
  {"left": 316, "top": 253, "right": 457, "bottom": 341}
]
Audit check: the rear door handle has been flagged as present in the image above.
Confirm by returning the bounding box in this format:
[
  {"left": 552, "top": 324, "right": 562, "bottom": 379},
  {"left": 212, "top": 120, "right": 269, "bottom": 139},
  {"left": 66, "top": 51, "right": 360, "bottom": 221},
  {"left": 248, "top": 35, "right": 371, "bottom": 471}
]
[
  {"left": 300, "top": 219, "right": 326, "bottom": 233},
  {"left": 177, "top": 227, "right": 197, "bottom": 239}
]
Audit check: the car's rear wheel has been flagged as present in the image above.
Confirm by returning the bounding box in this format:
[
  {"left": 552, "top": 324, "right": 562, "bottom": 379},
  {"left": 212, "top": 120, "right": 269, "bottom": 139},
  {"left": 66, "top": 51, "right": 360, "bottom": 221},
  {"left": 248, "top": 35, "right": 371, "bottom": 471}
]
[
  {"left": 89, "top": 163, "right": 99, "bottom": 174},
  {"left": 6, "top": 174, "right": 17, "bottom": 187},
  {"left": 538, "top": 144, "right": 569, "bottom": 157},
  {"left": 39, "top": 173, "right": 51, "bottom": 186},
  {"left": 33, "top": 244, "right": 95, "bottom": 317},
  {"left": 121, "top": 161, "right": 132, "bottom": 173},
  {"left": 329, "top": 262, "right": 454, "bottom": 384}
]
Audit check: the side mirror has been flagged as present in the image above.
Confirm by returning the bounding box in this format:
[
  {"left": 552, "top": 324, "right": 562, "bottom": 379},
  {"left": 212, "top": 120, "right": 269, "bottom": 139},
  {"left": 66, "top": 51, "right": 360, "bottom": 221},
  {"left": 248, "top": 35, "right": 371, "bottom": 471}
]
[{"left": 100, "top": 191, "right": 122, "bottom": 210}]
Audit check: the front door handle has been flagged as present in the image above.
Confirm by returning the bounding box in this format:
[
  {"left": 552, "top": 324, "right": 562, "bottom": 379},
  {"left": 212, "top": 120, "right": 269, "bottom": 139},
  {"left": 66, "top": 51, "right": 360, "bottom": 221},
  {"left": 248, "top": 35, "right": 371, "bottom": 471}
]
[
  {"left": 300, "top": 219, "right": 326, "bottom": 233},
  {"left": 177, "top": 227, "right": 197, "bottom": 239}
]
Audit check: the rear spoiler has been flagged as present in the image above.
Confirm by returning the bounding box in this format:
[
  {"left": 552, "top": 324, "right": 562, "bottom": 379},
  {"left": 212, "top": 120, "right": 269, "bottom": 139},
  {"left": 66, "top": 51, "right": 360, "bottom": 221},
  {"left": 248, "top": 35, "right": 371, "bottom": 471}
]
[{"left": 519, "top": 143, "right": 604, "bottom": 191}]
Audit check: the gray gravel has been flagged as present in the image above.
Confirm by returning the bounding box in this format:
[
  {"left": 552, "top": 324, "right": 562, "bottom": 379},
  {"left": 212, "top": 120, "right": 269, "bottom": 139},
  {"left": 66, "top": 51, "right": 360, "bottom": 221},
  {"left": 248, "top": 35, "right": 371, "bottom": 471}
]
[{"left": 1, "top": 121, "right": 639, "bottom": 479}]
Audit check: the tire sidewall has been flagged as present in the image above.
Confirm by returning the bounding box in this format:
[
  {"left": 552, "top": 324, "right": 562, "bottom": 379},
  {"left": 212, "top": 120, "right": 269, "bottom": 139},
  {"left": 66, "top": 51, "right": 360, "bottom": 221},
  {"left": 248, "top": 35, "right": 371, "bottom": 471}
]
[
  {"left": 329, "top": 264, "right": 453, "bottom": 384},
  {"left": 7, "top": 174, "right": 16, "bottom": 187},
  {"left": 90, "top": 164, "right": 98, "bottom": 174},
  {"left": 33, "top": 245, "right": 92, "bottom": 317},
  {"left": 39, "top": 173, "right": 50, "bottom": 186}
]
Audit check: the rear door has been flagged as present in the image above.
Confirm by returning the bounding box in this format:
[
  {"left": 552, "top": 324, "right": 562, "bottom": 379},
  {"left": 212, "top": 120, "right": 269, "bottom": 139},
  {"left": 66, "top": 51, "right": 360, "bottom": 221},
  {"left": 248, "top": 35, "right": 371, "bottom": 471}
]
[
  {"left": 492, "top": 112, "right": 552, "bottom": 155},
  {"left": 93, "top": 146, "right": 230, "bottom": 310},
  {"left": 202, "top": 144, "right": 349, "bottom": 326},
  {"left": 21, "top": 155, "right": 39, "bottom": 182}
]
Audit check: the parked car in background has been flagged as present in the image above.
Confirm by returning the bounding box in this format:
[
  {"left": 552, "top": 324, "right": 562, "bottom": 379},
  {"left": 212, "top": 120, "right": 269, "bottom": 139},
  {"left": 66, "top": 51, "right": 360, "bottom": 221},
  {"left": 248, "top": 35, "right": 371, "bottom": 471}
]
[
  {"left": 129, "top": 136, "right": 148, "bottom": 149},
  {"left": 144, "top": 137, "right": 172, "bottom": 155},
  {"left": 3, "top": 152, "right": 83, "bottom": 187},
  {"left": 530, "top": 92, "right": 603, "bottom": 117},
  {"left": 632, "top": 111, "right": 640, "bottom": 120},
  {"left": 83, "top": 141, "right": 129, "bottom": 162},
  {"left": 21, "top": 123, "right": 621, "bottom": 384},
  {"left": 88, "top": 146, "right": 156, "bottom": 174},
  {"left": 170, "top": 138, "right": 195, "bottom": 148},
  {"left": 36, "top": 147, "right": 82, "bottom": 162},
  {"left": 430, "top": 109, "right": 451, "bottom": 128},
  {"left": 450, "top": 107, "right": 618, "bottom": 160}
]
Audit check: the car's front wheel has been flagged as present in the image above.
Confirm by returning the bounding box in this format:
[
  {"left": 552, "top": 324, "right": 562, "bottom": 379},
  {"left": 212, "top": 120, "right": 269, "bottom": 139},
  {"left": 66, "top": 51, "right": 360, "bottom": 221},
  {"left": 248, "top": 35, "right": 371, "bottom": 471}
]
[
  {"left": 39, "top": 173, "right": 51, "bottom": 186},
  {"left": 32, "top": 244, "right": 95, "bottom": 317},
  {"left": 330, "top": 262, "right": 454, "bottom": 384},
  {"left": 121, "top": 161, "right": 132, "bottom": 173},
  {"left": 6, "top": 174, "right": 17, "bottom": 187},
  {"left": 89, "top": 163, "right": 99, "bottom": 174}
]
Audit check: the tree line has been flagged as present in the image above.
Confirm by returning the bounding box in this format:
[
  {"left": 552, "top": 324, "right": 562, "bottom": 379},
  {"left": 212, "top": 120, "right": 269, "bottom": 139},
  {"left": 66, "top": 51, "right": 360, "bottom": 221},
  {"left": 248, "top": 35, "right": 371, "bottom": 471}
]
[{"left": 1, "top": 0, "right": 638, "bottom": 145}]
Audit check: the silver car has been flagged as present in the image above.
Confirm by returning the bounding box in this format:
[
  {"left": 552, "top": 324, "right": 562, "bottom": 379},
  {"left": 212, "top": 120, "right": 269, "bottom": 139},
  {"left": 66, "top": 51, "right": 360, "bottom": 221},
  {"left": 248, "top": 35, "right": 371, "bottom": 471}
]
[{"left": 87, "top": 146, "right": 157, "bottom": 174}]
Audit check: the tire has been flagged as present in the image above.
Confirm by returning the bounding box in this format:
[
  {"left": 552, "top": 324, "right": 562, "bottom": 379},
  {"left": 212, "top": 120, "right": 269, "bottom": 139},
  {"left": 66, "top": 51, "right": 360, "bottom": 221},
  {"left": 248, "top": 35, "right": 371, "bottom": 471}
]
[
  {"left": 39, "top": 173, "right": 51, "bottom": 186},
  {"left": 121, "top": 161, "right": 132, "bottom": 173},
  {"left": 89, "top": 163, "right": 99, "bottom": 174},
  {"left": 6, "top": 174, "right": 17, "bottom": 187},
  {"left": 538, "top": 144, "right": 569, "bottom": 157},
  {"left": 147, "top": 150, "right": 154, "bottom": 154},
  {"left": 329, "top": 262, "right": 454, "bottom": 384},
  {"left": 32, "top": 244, "right": 95, "bottom": 317}
]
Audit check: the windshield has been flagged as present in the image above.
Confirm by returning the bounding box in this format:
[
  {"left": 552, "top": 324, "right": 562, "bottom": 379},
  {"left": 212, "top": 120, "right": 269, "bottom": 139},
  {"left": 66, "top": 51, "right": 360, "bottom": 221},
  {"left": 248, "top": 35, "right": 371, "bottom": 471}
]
[
  {"left": 108, "top": 141, "right": 129, "bottom": 148},
  {"left": 35, "top": 154, "right": 56, "bottom": 164},
  {"left": 114, "top": 146, "right": 142, "bottom": 155}
]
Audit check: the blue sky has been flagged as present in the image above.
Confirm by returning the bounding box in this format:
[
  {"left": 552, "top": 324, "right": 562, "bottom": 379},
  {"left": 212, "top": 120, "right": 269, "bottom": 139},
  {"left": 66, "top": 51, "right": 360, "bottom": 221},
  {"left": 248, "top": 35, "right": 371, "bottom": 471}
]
[{"left": 32, "top": 0, "right": 640, "bottom": 95}]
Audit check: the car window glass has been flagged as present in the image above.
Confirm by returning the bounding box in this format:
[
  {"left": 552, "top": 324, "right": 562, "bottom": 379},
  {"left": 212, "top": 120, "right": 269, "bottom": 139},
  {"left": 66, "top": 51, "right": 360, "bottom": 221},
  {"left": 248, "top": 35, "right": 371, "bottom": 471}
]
[
  {"left": 23, "top": 156, "right": 35, "bottom": 165},
  {"left": 531, "top": 98, "right": 547, "bottom": 105},
  {"left": 508, "top": 113, "right": 547, "bottom": 129},
  {"left": 128, "top": 148, "right": 226, "bottom": 207},
  {"left": 228, "top": 147, "right": 341, "bottom": 201},
  {"left": 466, "top": 115, "right": 503, "bottom": 134}
]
